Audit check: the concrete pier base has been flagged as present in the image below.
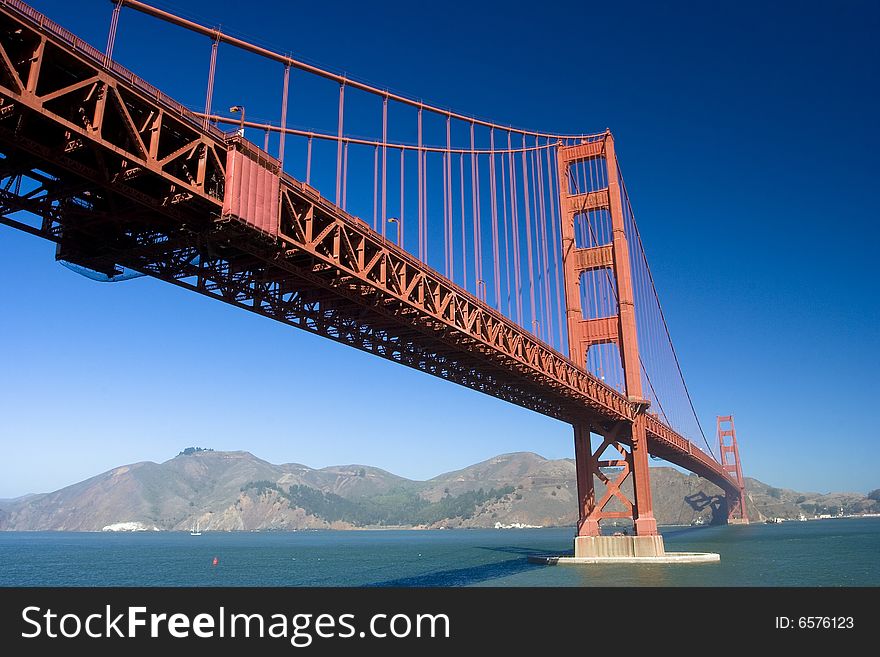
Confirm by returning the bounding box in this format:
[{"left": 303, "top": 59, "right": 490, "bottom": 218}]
[
  {"left": 575, "top": 534, "right": 666, "bottom": 558},
  {"left": 527, "top": 534, "right": 720, "bottom": 565}
]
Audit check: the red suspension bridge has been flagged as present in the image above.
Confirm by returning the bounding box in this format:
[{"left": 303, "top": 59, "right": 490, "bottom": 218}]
[{"left": 0, "top": 0, "right": 748, "bottom": 556}]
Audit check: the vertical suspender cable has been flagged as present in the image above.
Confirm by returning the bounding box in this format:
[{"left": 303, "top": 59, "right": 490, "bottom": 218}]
[
  {"left": 470, "top": 122, "right": 480, "bottom": 297},
  {"left": 381, "top": 96, "right": 388, "bottom": 238},
  {"left": 203, "top": 36, "right": 219, "bottom": 131},
  {"left": 335, "top": 82, "right": 345, "bottom": 206},
  {"left": 278, "top": 64, "right": 290, "bottom": 167},
  {"left": 501, "top": 146, "right": 511, "bottom": 318},
  {"left": 459, "top": 153, "right": 467, "bottom": 289},
  {"left": 105, "top": 1, "right": 122, "bottom": 64},
  {"left": 626, "top": 184, "right": 652, "bottom": 401},
  {"left": 546, "top": 141, "right": 565, "bottom": 349},
  {"left": 417, "top": 107, "right": 424, "bottom": 261},
  {"left": 342, "top": 141, "right": 349, "bottom": 211},
  {"left": 627, "top": 180, "right": 673, "bottom": 427},
  {"left": 475, "top": 129, "right": 482, "bottom": 298},
  {"left": 536, "top": 148, "right": 549, "bottom": 342},
  {"left": 306, "top": 136, "right": 313, "bottom": 185},
  {"left": 373, "top": 145, "right": 379, "bottom": 230},
  {"left": 508, "top": 132, "right": 522, "bottom": 326},
  {"left": 529, "top": 147, "right": 544, "bottom": 340},
  {"left": 423, "top": 148, "right": 428, "bottom": 263},
  {"left": 521, "top": 135, "right": 536, "bottom": 336},
  {"left": 442, "top": 120, "right": 449, "bottom": 276},
  {"left": 399, "top": 149, "right": 405, "bottom": 248},
  {"left": 442, "top": 151, "right": 449, "bottom": 276},
  {"left": 639, "top": 204, "right": 664, "bottom": 416},
  {"left": 446, "top": 115, "right": 453, "bottom": 280},
  {"left": 536, "top": 138, "right": 552, "bottom": 345},
  {"left": 489, "top": 128, "right": 501, "bottom": 309}
]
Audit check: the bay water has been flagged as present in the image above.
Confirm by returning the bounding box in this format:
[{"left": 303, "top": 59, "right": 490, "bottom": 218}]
[{"left": 1, "top": 517, "right": 876, "bottom": 587}]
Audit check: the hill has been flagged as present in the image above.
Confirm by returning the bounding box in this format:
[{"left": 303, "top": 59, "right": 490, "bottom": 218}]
[{"left": 0, "top": 450, "right": 876, "bottom": 531}]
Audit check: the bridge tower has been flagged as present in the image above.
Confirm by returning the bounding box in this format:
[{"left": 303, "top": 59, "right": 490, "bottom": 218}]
[
  {"left": 557, "top": 132, "right": 663, "bottom": 557},
  {"left": 717, "top": 415, "right": 749, "bottom": 523}
]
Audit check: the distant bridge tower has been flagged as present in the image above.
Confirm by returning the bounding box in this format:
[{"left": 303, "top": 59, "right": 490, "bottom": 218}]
[
  {"left": 557, "top": 132, "right": 662, "bottom": 557},
  {"left": 717, "top": 415, "right": 748, "bottom": 524}
]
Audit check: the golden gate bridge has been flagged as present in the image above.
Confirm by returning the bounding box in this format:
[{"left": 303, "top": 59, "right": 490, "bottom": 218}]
[{"left": 0, "top": 0, "right": 748, "bottom": 558}]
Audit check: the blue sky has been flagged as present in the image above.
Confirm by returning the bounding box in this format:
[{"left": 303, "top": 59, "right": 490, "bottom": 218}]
[{"left": 0, "top": 0, "right": 877, "bottom": 497}]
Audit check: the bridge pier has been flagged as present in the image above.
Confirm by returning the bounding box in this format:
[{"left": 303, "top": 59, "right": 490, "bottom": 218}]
[
  {"left": 574, "top": 535, "right": 665, "bottom": 558},
  {"left": 544, "top": 420, "right": 723, "bottom": 562},
  {"left": 572, "top": 418, "right": 665, "bottom": 557}
]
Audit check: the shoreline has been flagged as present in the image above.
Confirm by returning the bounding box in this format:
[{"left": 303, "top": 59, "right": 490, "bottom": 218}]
[{"left": 3, "top": 515, "right": 878, "bottom": 534}]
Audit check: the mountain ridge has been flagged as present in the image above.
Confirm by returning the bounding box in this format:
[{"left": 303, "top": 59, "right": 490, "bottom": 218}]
[{"left": 1, "top": 450, "right": 876, "bottom": 531}]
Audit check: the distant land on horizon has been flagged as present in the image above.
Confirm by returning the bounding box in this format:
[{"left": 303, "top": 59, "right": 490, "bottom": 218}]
[{"left": 0, "top": 449, "right": 877, "bottom": 532}]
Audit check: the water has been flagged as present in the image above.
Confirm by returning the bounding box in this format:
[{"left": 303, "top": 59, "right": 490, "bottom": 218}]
[{"left": 1, "top": 518, "right": 877, "bottom": 586}]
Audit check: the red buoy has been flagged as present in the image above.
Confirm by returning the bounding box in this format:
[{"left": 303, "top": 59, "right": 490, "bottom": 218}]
[{"left": 212, "top": 557, "right": 219, "bottom": 566}]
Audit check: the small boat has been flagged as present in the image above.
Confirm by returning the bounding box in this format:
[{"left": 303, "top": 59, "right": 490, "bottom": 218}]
[{"left": 190, "top": 521, "right": 202, "bottom": 536}]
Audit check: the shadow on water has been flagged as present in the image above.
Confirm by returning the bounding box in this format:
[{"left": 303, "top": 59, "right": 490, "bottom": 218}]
[
  {"left": 660, "top": 524, "right": 719, "bottom": 538},
  {"left": 366, "top": 554, "right": 544, "bottom": 587},
  {"left": 472, "top": 544, "right": 568, "bottom": 557},
  {"left": 366, "top": 541, "right": 576, "bottom": 586}
]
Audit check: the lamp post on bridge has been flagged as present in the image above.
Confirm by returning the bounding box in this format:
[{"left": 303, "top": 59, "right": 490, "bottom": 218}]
[
  {"left": 476, "top": 279, "right": 486, "bottom": 302},
  {"left": 387, "top": 217, "right": 401, "bottom": 247},
  {"left": 229, "top": 105, "right": 245, "bottom": 137}
]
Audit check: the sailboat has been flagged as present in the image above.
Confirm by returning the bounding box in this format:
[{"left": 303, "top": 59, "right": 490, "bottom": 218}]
[{"left": 190, "top": 520, "right": 202, "bottom": 536}]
